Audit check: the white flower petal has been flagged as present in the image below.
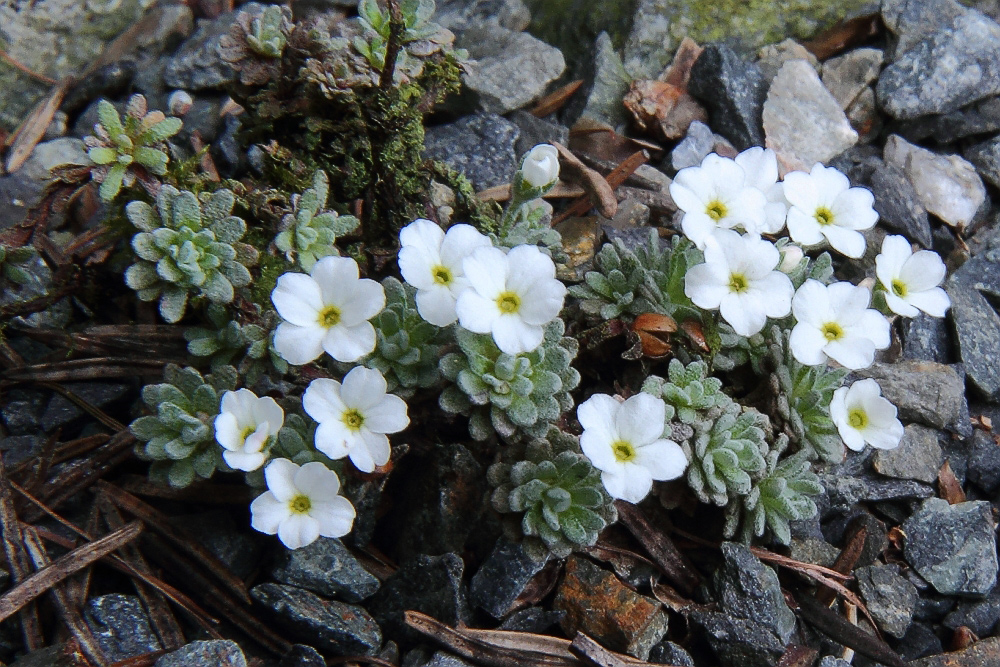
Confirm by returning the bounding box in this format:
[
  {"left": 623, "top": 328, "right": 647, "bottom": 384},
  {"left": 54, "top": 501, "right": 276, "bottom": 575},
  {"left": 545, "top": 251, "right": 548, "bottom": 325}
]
[
  {"left": 278, "top": 513, "right": 320, "bottom": 550},
  {"left": 322, "top": 321, "right": 376, "bottom": 362},
  {"left": 577, "top": 394, "right": 620, "bottom": 441},
  {"left": 456, "top": 291, "right": 499, "bottom": 334},
  {"left": 825, "top": 337, "right": 876, "bottom": 370},
  {"left": 681, "top": 212, "right": 721, "bottom": 249},
  {"left": 634, "top": 439, "right": 687, "bottom": 481},
  {"left": 463, "top": 247, "right": 508, "bottom": 300},
  {"left": 264, "top": 458, "right": 300, "bottom": 502},
  {"left": 515, "top": 279, "right": 565, "bottom": 326},
  {"left": 341, "top": 366, "right": 388, "bottom": 410},
  {"left": 250, "top": 492, "right": 288, "bottom": 534},
  {"left": 214, "top": 412, "right": 242, "bottom": 451},
  {"left": 272, "top": 273, "right": 324, "bottom": 326},
  {"left": 755, "top": 272, "right": 794, "bottom": 318},
  {"left": 336, "top": 278, "right": 386, "bottom": 326},
  {"left": 347, "top": 432, "right": 379, "bottom": 472},
  {"left": 781, "top": 171, "right": 818, "bottom": 211},
  {"left": 875, "top": 235, "right": 912, "bottom": 288},
  {"left": 906, "top": 286, "right": 950, "bottom": 317},
  {"left": 616, "top": 393, "right": 666, "bottom": 446},
  {"left": 314, "top": 421, "right": 355, "bottom": 460},
  {"left": 786, "top": 208, "right": 825, "bottom": 246},
  {"left": 720, "top": 292, "right": 766, "bottom": 336},
  {"left": 899, "top": 250, "right": 947, "bottom": 292},
  {"left": 792, "top": 280, "right": 831, "bottom": 325},
  {"left": 273, "top": 323, "right": 325, "bottom": 365},
  {"left": 415, "top": 285, "right": 459, "bottom": 326},
  {"left": 224, "top": 450, "right": 267, "bottom": 472},
  {"left": 885, "top": 291, "right": 920, "bottom": 317},
  {"left": 302, "top": 378, "right": 345, "bottom": 423},
  {"left": 735, "top": 147, "right": 778, "bottom": 192},
  {"left": 293, "top": 461, "right": 342, "bottom": 501},
  {"left": 789, "top": 323, "right": 830, "bottom": 366},
  {"left": 365, "top": 394, "right": 410, "bottom": 434},
  {"left": 853, "top": 309, "right": 891, "bottom": 349},
  {"left": 684, "top": 263, "right": 727, "bottom": 309},
  {"left": 837, "top": 421, "right": 867, "bottom": 451},
  {"left": 821, "top": 225, "right": 866, "bottom": 258},
  {"left": 615, "top": 465, "right": 655, "bottom": 504},
  {"left": 492, "top": 315, "right": 544, "bottom": 355},
  {"left": 669, "top": 181, "right": 706, "bottom": 214},
  {"left": 439, "top": 223, "right": 491, "bottom": 268},
  {"left": 311, "top": 256, "right": 360, "bottom": 303},
  {"left": 312, "top": 497, "right": 356, "bottom": 538},
  {"left": 831, "top": 187, "right": 878, "bottom": 230}
]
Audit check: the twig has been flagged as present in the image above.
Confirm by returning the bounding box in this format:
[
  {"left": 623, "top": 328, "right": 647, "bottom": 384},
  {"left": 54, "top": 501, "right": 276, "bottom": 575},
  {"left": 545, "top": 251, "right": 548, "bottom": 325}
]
[
  {"left": 794, "top": 592, "right": 904, "bottom": 667},
  {"left": 0, "top": 521, "right": 143, "bottom": 623},
  {"left": 379, "top": 0, "right": 404, "bottom": 90},
  {"left": 613, "top": 501, "right": 700, "bottom": 595},
  {"left": 0, "top": 453, "right": 44, "bottom": 649},
  {"left": 569, "top": 633, "right": 666, "bottom": 667},
  {"left": 842, "top": 602, "right": 857, "bottom": 663}
]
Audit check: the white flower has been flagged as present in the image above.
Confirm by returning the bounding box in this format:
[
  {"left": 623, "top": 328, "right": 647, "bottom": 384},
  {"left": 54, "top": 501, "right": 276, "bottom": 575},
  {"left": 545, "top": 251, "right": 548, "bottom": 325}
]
[
  {"left": 302, "top": 367, "right": 409, "bottom": 473},
  {"left": 669, "top": 153, "right": 768, "bottom": 249},
  {"left": 830, "top": 379, "right": 904, "bottom": 452},
  {"left": 271, "top": 256, "right": 385, "bottom": 365},
  {"left": 790, "top": 279, "right": 890, "bottom": 370},
  {"left": 214, "top": 389, "right": 284, "bottom": 472},
  {"left": 398, "top": 219, "right": 491, "bottom": 326},
  {"left": 875, "top": 234, "right": 950, "bottom": 318},
  {"left": 521, "top": 144, "right": 560, "bottom": 188},
  {"left": 456, "top": 245, "right": 567, "bottom": 355},
  {"left": 778, "top": 244, "right": 804, "bottom": 273},
  {"left": 684, "top": 230, "right": 793, "bottom": 337},
  {"left": 783, "top": 163, "right": 878, "bottom": 258},
  {"left": 250, "top": 458, "right": 356, "bottom": 549},
  {"left": 735, "top": 147, "right": 787, "bottom": 234},
  {"left": 578, "top": 393, "right": 687, "bottom": 504}
]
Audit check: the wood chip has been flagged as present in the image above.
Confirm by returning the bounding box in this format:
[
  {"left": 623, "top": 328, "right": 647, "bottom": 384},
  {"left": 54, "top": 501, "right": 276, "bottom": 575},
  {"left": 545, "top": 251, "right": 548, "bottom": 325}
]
[
  {"left": 660, "top": 37, "right": 703, "bottom": 88},
  {"left": 0, "top": 521, "right": 143, "bottom": 623},
  {"left": 938, "top": 460, "right": 966, "bottom": 504},
  {"left": 531, "top": 80, "right": 585, "bottom": 118},
  {"left": 0, "top": 453, "right": 44, "bottom": 649},
  {"left": 5, "top": 78, "right": 72, "bottom": 173},
  {"left": 802, "top": 14, "right": 882, "bottom": 60},
  {"left": 552, "top": 142, "right": 619, "bottom": 219},
  {"left": 476, "top": 181, "right": 586, "bottom": 203}
]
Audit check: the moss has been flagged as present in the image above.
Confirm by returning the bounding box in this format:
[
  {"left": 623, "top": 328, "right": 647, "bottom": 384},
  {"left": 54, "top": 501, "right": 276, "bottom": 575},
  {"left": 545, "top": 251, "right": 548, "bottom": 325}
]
[
  {"left": 680, "top": 0, "right": 877, "bottom": 45},
  {"left": 427, "top": 161, "right": 501, "bottom": 232}
]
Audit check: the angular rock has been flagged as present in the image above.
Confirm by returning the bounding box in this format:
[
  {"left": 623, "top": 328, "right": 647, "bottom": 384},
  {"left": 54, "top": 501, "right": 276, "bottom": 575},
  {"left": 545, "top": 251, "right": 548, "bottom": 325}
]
[
  {"left": 498, "top": 607, "right": 565, "bottom": 632},
  {"left": 279, "top": 645, "right": 326, "bottom": 667},
  {"left": 689, "top": 611, "right": 785, "bottom": 667},
  {"left": 903, "top": 498, "right": 998, "bottom": 596},
  {"left": 877, "top": 7, "right": 1000, "bottom": 119},
  {"left": 688, "top": 45, "right": 767, "bottom": 150},
  {"left": 555, "top": 556, "right": 668, "bottom": 660},
  {"left": 459, "top": 23, "right": 565, "bottom": 114},
  {"left": 155, "top": 640, "right": 246, "bottom": 667},
  {"left": 909, "top": 636, "right": 1000, "bottom": 667},
  {"left": 847, "top": 87, "right": 882, "bottom": 141},
  {"left": 509, "top": 110, "right": 569, "bottom": 159},
  {"left": 946, "top": 279, "right": 1000, "bottom": 400},
  {"left": 714, "top": 543, "right": 795, "bottom": 644},
  {"left": 251, "top": 583, "right": 381, "bottom": 656},
  {"left": 164, "top": 6, "right": 244, "bottom": 89},
  {"left": 903, "top": 312, "right": 952, "bottom": 362},
  {"left": 555, "top": 217, "right": 601, "bottom": 282},
  {"left": 0, "top": 388, "right": 45, "bottom": 436},
  {"left": 883, "top": 135, "right": 986, "bottom": 230},
  {"left": 648, "top": 640, "right": 695, "bottom": 666},
  {"left": 367, "top": 553, "right": 469, "bottom": 643},
  {"left": 882, "top": 0, "right": 967, "bottom": 57},
  {"left": 822, "top": 474, "right": 933, "bottom": 507},
  {"left": 873, "top": 424, "right": 943, "bottom": 483},
  {"left": 171, "top": 509, "right": 262, "bottom": 580},
  {"left": 424, "top": 651, "right": 477, "bottom": 667},
  {"left": 671, "top": 120, "right": 729, "bottom": 171},
  {"left": 818, "top": 658, "right": 852, "bottom": 667},
  {"left": 756, "top": 39, "right": 819, "bottom": 86},
  {"left": 788, "top": 537, "right": 840, "bottom": 568},
  {"left": 822, "top": 48, "right": 884, "bottom": 109},
  {"left": 967, "top": 429, "right": 1000, "bottom": 493},
  {"left": 470, "top": 538, "right": 549, "bottom": 618},
  {"left": 424, "top": 114, "right": 519, "bottom": 191},
  {"left": 271, "top": 537, "right": 379, "bottom": 603},
  {"left": 897, "top": 96, "right": 1000, "bottom": 144},
  {"left": 855, "top": 564, "right": 918, "bottom": 638},
  {"left": 964, "top": 135, "right": 1000, "bottom": 189},
  {"left": 851, "top": 361, "right": 965, "bottom": 431},
  {"left": 763, "top": 59, "right": 858, "bottom": 173},
  {"left": 41, "top": 381, "right": 131, "bottom": 432},
  {"left": 84, "top": 594, "right": 162, "bottom": 663},
  {"left": 0, "top": 138, "right": 91, "bottom": 231},
  {"left": 580, "top": 32, "right": 632, "bottom": 129},
  {"left": 0, "top": 435, "right": 43, "bottom": 468},
  {"left": 435, "top": 0, "right": 530, "bottom": 32},
  {"left": 898, "top": 622, "right": 944, "bottom": 661}
]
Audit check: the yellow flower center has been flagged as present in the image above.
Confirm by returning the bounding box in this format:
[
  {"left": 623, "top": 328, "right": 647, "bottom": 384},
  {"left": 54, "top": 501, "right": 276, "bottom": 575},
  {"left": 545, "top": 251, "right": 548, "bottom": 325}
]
[
  {"left": 728, "top": 273, "right": 749, "bottom": 293},
  {"left": 612, "top": 440, "right": 637, "bottom": 462},
  {"left": 848, "top": 408, "right": 868, "bottom": 429},
  {"left": 891, "top": 279, "right": 907, "bottom": 297},
  {"left": 432, "top": 265, "right": 453, "bottom": 286},
  {"left": 319, "top": 305, "right": 341, "bottom": 327},
  {"left": 342, "top": 409, "right": 365, "bottom": 431},
  {"left": 814, "top": 207, "right": 835, "bottom": 226},
  {"left": 240, "top": 425, "right": 256, "bottom": 443},
  {"left": 706, "top": 200, "right": 727, "bottom": 221},
  {"left": 821, "top": 322, "right": 844, "bottom": 341},
  {"left": 496, "top": 291, "right": 521, "bottom": 314},
  {"left": 290, "top": 494, "right": 312, "bottom": 514}
]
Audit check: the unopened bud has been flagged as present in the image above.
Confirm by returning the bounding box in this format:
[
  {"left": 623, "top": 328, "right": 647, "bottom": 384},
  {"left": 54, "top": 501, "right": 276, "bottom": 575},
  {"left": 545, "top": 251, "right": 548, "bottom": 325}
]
[
  {"left": 520, "top": 144, "right": 560, "bottom": 188},
  {"left": 168, "top": 90, "right": 193, "bottom": 116},
  {"left": 778, "top": 244, "right": 804, "bottom": 272}
]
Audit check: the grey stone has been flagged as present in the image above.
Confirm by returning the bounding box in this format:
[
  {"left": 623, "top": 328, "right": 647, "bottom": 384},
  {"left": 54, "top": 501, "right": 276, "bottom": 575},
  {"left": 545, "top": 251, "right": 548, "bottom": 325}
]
[
  {"left": 873, "top": 424, "right": 943, "bottom": 483},
  {"left": 943, "top": 586, "right": 1000, "bottom": 636},
  {"left": 714, "top": 543, "right": 796, "bottom": 644},
  {"left": 0, "top": 389, "right": 46, "bottom": 436},
  {"left": 946, "top": 279, "right": 1000, "bottom": 400},
  {"left": 498, "top": 607, "right": 565, "bottom": 632},
  {"left": 171, "top": 510, "right": 262, "bottom": 580},
  {"left": 964, "top": 134, "right": 1000, "bottom": 189},
  {"left": 877, "top": 6, "right": 1000, "bottom": 119},
  {"left": 846, "top": 86, "right": 882, "bottom": 141},
  {"left": 855, "top": 564, "right": 918, "bottom": 638},
  {"left": 459, "top": 24, "right": 564, "bottom": 114},
  {"left": 823, "top": 474, "right": 933, "bottom": 507},
  {"left": 690, "top": 611, "right": 785, "bottom": 667},
  {"left": 883, "top": 135, "right": 986, "bottom": 230},
  {"left": 882, "top": 0, "right": 968, "bottom": 58},
  {"left": 435, "top": 0, "right": 530, "bottom": 32},
  {"left": 271, "top": 538, "right": 379, "bottom": 603},
  {"left": 688, "top": 45, "right": 767, "bottom": 151},
  {"left": 0, "top": 138, "right": 91, "bottom": 231},
  {"left": 251, "top": 583, "right": 381, "bottom": 656},
  {"left": 903, "top": 312, "right": 952, "bottom": 362},
  {"left": 648, "top": 640, "right": 695, "bottom": 666},
  {"left": 424, "top": 114, "right": 519, "bottom": 191},
  {"left": 818, "top": 658, "right": 852, "bottom": 667},
  {"left": 41, "top": 381, "right": 131, "bottom": 432},
  {"left": 788, "top": 537, "right": 840, "bottom": 568},
  {"left": 897, "top": 621, "right": 944, "bottom": 661},
  {"left": 851, "top": 361, "right": 966, "bottom": 431},
  {"left": 367, "top": 553, "right": 469, "bottom": 643},
  {"left": 903, "top": 498, "right": 998, "bottom": 596},
  {"left": 8, "top": 647, "right": 63, "bottom": 667},
  {"left": 671, "top": 121, "right": 717, "bottom": 171},
  {"left": 756, "top": 40, "right": 819, "bottom": 86},
  {"left": 822, "top": 48, "right": 884, "bottom": 109},
  {"left": 470, "top": 538, "right": 548, "bottom": 618},
  {"left": 0, "top": 435, "right": 43, "bottom": 467},
  {"left": 164, "top": 7, "right": 244, "bottom": 90},
  {"left": 425, "top": 651, "right": 477, "bottom": 667},
  {"left": 279, "top": 645, "right": 326, "bottom": 667},
  {"left": 213, "top": 111, "right": 243, "bottom": 179},
  {"left": 155, "top": 640, "right": 246, "bottom": 667},
  {"left": 580, "top": 32, "right": 632, "bottom": 129},
  {"left": 896, "top": 96, "right": 1000, "bottom": 143},
  {"left": 509, "top": 111, "right": 569, "bottom": 159},
  {"left": 968, "top": 429, "right": 1000, "bottom": 493},
  {"left": 84, "top": 594, "right": 163, "bottom": 662},
  {"left": 0, "top": 0, "right": 159, "bottom": 130},
  {"left": 763, "top": 59, "right": 858, "bottom": 173}
]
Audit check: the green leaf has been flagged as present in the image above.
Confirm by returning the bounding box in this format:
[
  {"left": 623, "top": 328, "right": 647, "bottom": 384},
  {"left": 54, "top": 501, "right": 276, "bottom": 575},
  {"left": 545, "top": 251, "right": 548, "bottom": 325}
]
[
  {"left": 99, "top": 163, "right": 127, "bottom": 202},
  {"left": 159, "top": 287, "right": 189, "bottom": 323},
  {"left": 96, "top": 100, "right": 124, "bottom": 138}
]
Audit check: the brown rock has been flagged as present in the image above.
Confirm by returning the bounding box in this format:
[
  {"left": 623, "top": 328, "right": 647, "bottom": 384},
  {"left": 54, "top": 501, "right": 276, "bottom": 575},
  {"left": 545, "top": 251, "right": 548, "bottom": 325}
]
[
  {"left": 910, "top": 636, "right": 1000, "bottom": 666},
  {"left": 554, "top": 556, "right": 668, "bottom": 659},
  {"left": 624, "top": 80, "right": 708, "bottom": 141},
  {"left": 555, "top": 217, "right": 601, "bottom": 282}
]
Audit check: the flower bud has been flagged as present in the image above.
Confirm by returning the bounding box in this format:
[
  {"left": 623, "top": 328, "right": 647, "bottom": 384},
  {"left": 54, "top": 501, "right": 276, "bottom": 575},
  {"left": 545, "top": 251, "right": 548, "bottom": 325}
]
[
  {"left": 778, "top": 244, "right": 804, "bottom": 272},
  {"left": 168, "top": 90, "right": 193, "bottom": 116},
  {"left": 520, "top": 144, "right": 560, "bottom": 188}
]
